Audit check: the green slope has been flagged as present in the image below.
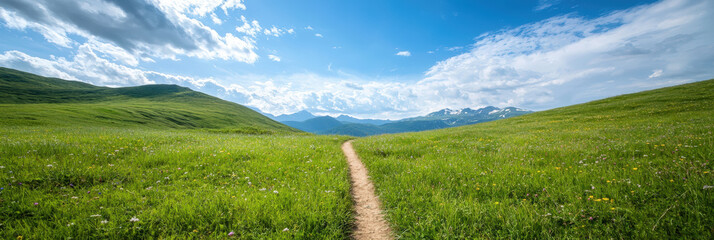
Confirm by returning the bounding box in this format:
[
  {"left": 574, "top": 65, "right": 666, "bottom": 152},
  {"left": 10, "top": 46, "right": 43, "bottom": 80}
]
[
  {"left": 0, "top": 67, "right": 298, "bottom": 133},
  {"left": 354, "top": 79, "right": 714, "bottom": 238}
]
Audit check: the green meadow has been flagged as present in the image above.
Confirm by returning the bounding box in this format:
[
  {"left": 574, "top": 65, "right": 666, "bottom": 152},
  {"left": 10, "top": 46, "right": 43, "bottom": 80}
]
[
  {"left": 2, "top": 67, "right": 714, "bottom": 239},
  {"left": 0, "top": 68, "right": 353, "bottom": 239},
  {"left": 353, "top": 79, "right": 714, "bottom": 239},
  {"left": 0, "top": 127, "right": 352, "bottom": 239}
]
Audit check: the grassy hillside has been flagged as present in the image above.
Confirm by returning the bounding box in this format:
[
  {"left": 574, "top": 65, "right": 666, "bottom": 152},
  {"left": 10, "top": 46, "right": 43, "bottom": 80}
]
[
  {"left": 354, "top": 79, "right": 714, "bottom": 238},
  {"left": 0, "top": 67, "right": 297, "bottom": 134}
]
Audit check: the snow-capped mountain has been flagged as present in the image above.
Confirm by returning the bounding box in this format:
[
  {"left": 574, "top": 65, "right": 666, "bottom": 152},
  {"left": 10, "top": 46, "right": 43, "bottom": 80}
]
[{"left": 405, "top": 106, "right": 532, "bottom": 126}]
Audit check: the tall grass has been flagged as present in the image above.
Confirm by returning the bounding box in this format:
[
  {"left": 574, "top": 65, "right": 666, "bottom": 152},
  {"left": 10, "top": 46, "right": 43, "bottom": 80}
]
[
  {"left": 354, "top": 79, "right": 714, "bottom": 239},
  {"left": 0, "top": 127, "right": 352, "bottom": 239}
]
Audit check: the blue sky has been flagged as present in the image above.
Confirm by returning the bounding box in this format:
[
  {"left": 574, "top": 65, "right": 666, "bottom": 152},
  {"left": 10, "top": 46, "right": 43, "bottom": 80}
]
[{"left": 1, "top": 0, "right": 713, "bottom": 119}]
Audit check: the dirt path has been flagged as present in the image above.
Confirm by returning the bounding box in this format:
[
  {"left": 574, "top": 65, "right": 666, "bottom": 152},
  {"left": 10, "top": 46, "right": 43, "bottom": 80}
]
[{"left": 341, "top": 140, "right": 393, "bottom": 240}]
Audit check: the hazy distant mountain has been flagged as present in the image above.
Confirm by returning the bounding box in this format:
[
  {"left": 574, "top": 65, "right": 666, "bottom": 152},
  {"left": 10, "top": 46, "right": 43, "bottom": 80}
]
[
  {"left": 283, "top": 106, "right": 532, "bottom": 136},
  {"left": 283, "top": 116, "right": 343, "bottom": 133},
  {"left": 335, "top": 115, "right": 394, "bottom": 125},
  {"left": 271, "top": 110, "right": 317, "bottom": 122}
]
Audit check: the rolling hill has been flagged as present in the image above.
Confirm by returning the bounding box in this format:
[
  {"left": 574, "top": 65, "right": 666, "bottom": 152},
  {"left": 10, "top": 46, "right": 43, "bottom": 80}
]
[
  {"left": 352, "top": 79, "right": 714, "bottom": 238},
  {"left": 0, "top": 67, "right": 298, "bottom": 133}
]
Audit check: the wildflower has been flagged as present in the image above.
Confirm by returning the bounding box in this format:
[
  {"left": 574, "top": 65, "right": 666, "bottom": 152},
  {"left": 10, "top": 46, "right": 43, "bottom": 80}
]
[
  {"left": 283, "top": 228, "right": 289, "bottom": 232},
  {"left": 228, "top": 231, "right": 235, "bottom": 236},
  {"left": 193, "top": 229, "right": 198, "bottom": 233},
  {"left": 33, "top": 202, "right": 38, "bottom": 206},
  {"left": 594, "top": 199, "right": 602, "bottom": 202},
  {"left": 129, "top": 216, "right": 140, "bottom": 222},
  {"left": 669, "top": 179, "right": 674, "bottom": 182},
  {"left": 90, "top": 214, "right": 102, "bottom": 217},
  {"left": 602, "top": 197, "right": 610, "bottom": 201},
  {"left": 632, "top": 168, "right": 638, "bottom": 170},
  {"left": 704, "top": 185, "right": 714, "bottom": 190},
  {"left": 588, "top": 217, "right": 593, "bottom": 220},
  {"left": 273, "top": 190, "right": 279, "bottom": 194},
  {"left": 101, "top": 220, "right": 108, "bottom": 224},
  {"left": 494, "top": 202, "right": 500, "bottom": 205},
  {"left": 610, "top": 208, "right": 615, "bottom": 210},
  {"left": 17, "top": 236, "right": 22, "bottom": 240}
]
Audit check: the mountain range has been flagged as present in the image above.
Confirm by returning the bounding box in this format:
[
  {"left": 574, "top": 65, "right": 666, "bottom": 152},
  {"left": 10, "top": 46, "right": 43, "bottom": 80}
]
[{"left": 274, "top": 106, "right": 532, "bottom": 136}]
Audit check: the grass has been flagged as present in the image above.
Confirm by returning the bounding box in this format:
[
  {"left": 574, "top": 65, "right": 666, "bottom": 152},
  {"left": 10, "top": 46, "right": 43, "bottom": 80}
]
[
  {"left": 0, "top": 67, "right": 297, "bottom": 133},
  {"left": 0, "top": 126, "right": 352, "bottom": 239},
  {"left": 353, "top": 79, "right": 714, "bottom": 239},
  {"left": 3, "top": 66, "right": 713, "bottom": 239}
]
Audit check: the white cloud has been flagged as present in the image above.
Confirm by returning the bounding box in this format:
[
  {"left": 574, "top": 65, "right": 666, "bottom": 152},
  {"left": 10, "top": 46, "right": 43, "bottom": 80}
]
[
  {"left": 305, "top": 26, "right": 313, "bottom": 30},
  {"left": 396, "top": 51, "right": 411, "bottom": 57},
  {"left": 235, "top": 16, "right": 262, "bottom": 37},
  {"left": 210, "top": 12, "right": 222, "bottom": 25},
  {"left": 268, "top": 55, "right": 281, "bottom": 62},
  {"left": 315, "top": 33, "right": 323, "bottom": 38},
  {"left": 0, "top": 0, "right": 258, "bottom": 63},
  {"left": 235, "top": 16, "right": 294, "bottom": 38},
  {"left": 0, "top": 48, "right": 232, "bottom": 93},
  {"left": 150, "top": 0, "right": 245, "bottom": 16},
  {"left": 649, "top": 69, "right": 663, "bottom": 78},
  {"left": 535, "top": 0, "right": 561, "bottom": 11},
  {"left": 420, "top": 0, "right": 714, "bottom": 112}
]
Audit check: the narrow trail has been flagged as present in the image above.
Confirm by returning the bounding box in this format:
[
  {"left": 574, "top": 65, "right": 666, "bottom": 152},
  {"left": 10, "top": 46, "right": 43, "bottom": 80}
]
[{"left": 341, "top": 140, "right": 393, "bottom": 240}]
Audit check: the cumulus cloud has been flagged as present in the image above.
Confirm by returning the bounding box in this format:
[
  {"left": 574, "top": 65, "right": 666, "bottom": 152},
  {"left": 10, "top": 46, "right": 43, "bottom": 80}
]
[
  {"left": 0, "top": 47, "right": 230, "bottom": 93},
  {"left": 315, "top": 33, "right": 323, "bottom": 38},
  {"left": 0, "top": 0, "right": 258, "bottom": 63},
  {"left": 396, "top": 51, "right": 411, "bottom": 57},
  {"left": 420, "top": 0, "right": 714, "bottom": 111}
]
